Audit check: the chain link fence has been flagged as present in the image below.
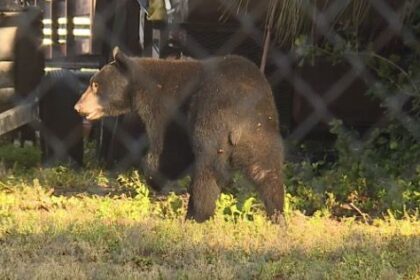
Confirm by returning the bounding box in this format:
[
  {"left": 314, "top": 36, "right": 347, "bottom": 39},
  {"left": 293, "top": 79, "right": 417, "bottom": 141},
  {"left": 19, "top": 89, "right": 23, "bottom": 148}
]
[{"left": 1, "top": 0, "right": 419, "bottom": 216}]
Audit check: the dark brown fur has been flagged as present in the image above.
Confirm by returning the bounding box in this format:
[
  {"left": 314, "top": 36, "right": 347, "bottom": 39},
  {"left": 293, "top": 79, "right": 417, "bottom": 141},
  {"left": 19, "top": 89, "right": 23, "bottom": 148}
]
[{"left": 75, "top": 49, "right": 285, "bottom": 222}]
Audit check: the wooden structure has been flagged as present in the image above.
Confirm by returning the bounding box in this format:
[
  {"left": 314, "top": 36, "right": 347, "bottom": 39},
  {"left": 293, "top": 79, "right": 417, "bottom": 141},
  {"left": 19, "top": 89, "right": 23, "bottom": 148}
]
[
  {"left": 0, "top": 5, "right": 43, "bottom": 135},
  {"left": 1, "top": 0, "right": 405, "bottom": 166},
  {"left": 32, "top": 0, "right": 141, "bottom": 68}
]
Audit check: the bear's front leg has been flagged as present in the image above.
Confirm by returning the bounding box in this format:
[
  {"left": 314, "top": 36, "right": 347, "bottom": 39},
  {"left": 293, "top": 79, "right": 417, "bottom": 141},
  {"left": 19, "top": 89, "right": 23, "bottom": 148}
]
[
  {"left": 186, "top": 163, "right": 221, "bottom": 222},
  {"left": 141, "top": 132, "right": 167, "bottom": 190},
  {"left": 141, "top": 151, "right": 162, "bottom": 190}
]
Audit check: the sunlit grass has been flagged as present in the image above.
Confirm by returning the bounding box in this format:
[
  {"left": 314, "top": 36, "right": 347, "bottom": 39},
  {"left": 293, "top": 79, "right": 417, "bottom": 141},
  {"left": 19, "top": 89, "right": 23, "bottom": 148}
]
[{"left": 0, "top": 145, "right": 419, "bottom": 279}]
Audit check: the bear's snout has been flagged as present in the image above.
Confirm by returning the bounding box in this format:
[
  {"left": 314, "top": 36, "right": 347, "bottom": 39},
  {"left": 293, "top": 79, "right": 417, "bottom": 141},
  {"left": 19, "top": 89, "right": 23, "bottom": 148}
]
[
  {"left": 72, "top": 86, "right": 106, "bottom": 121},
  {"left": 74, "top": 101, "right": 87, "bottom": 116},
  {"left": 74, "top": 103, "right": 81, "bottom": 113}
]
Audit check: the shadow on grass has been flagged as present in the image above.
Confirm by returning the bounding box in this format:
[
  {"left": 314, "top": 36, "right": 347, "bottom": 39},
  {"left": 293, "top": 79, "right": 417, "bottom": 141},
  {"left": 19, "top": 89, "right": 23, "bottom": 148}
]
[
  {"left": 1, "top": 217, "right": 419, "bottom": 280},
  {"left": 0, "top": 146, "right": 192, "bottom": 200}
]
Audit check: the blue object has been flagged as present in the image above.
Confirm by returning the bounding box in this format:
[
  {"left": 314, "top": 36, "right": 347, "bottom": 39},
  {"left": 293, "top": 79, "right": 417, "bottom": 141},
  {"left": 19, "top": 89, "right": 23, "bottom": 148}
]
[{"left": 136, "top": 0, "right": 148, "bottom": 10}]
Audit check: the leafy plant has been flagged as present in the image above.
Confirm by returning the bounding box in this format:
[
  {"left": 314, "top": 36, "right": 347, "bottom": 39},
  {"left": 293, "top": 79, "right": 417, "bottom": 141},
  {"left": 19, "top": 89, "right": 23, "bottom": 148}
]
[
  {"left": 215, "top": 193, "right": 260, "bottom": 222},
  {"left": 117, "top": 171, "right": 151, "bottom": 216},
  {"left": 222, "top": 0, "right": 418, "bottom": 47},
  {"left": 0, "top": 144, "right": 40, "bottom": 169},
  {"left": 155, "top": 192, "right": 186, "bottom": 219}
]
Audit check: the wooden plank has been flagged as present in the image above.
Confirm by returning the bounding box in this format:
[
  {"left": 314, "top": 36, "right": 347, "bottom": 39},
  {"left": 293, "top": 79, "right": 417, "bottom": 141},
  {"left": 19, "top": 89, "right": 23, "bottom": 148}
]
[
  {"left": 72, "top": 0, "right": 94, "bottom": 55},
  {"left": 73, "top": 0, "right": 92, "bottom": 16},
  {"left": 0, "top": 26, "right": 17, "bottom": 60},
  {"left": 66, "top": 0, "right": 75, "bottom": 56},
  {"left": 41, "top": 0, "right": 53, "bottom": 59},
  {"left": 0, "top": 61, "right": 14, "bottom": 88},
  {"left": 0, "top": 12, "right": 20, "bottom": 25},
  {"left": 0, "top": 101, "right": 38, "bottom": 135},
  {"left": 74, "top": 39, "right": 91, "bottom": 54},
  {"left": 0, "top": 87, "right": 14, "bottom": 112},
  {"left": 0, "top": 87, "right": 14, "bottom": 104}
]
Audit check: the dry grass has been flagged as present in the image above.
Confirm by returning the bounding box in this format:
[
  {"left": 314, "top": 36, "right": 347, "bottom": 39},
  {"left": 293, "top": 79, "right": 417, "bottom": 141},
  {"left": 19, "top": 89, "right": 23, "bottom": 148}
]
[
  {"left": 0, "top": 144, "right": 419, "bottom": 279},
  {"left": 0, "top": 167, "right": 419, "bottom": 280}
]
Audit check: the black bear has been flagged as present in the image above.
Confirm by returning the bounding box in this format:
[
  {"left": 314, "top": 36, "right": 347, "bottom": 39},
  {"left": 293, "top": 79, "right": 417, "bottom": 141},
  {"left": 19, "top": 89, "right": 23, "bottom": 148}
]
[{"left": 74, "top": 48, "right": 285, "bottom": 222}]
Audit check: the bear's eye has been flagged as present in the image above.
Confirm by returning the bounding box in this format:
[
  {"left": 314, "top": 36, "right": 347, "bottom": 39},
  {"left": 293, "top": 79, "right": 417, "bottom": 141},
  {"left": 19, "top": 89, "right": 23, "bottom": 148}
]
[{"left": 92, "top": 82, "right": 99, "bottom": 90}]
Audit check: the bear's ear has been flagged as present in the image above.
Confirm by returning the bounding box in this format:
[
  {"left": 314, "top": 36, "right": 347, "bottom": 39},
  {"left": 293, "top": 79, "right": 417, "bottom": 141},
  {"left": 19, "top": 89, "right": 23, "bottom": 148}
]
[{"left": 113, "top": 46, "right": 131, "bottom": 71}]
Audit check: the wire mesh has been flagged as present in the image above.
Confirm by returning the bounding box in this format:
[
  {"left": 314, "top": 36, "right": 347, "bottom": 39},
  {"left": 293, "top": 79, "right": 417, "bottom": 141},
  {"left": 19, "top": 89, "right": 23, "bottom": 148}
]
[{"left": 0, "top": 0, "right": 419, "bottom": 210}]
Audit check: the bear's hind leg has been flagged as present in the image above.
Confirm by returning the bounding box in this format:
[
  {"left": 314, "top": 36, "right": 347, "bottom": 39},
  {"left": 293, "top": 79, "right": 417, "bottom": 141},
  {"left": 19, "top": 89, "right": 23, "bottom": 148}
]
[
  {"left": 247, "top": 160, "right": 284, "bottom": 223},
  {"left": 232, "top": 136, "right": 285, "bottom": 222},
  {"left": 186, "top": 160, "right": 222, "bottom": 222}
]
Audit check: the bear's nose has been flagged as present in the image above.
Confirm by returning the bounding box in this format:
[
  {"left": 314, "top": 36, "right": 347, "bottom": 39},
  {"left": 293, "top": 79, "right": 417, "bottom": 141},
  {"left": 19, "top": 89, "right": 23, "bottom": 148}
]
[{"left": 74, "top": 103, "right": 80, "bottom": 113}]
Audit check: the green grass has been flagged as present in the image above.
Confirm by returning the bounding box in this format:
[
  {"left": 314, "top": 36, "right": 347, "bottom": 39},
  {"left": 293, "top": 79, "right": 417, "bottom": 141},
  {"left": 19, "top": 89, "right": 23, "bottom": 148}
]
[{"left": 0, "top": 145, "right": 419, "bottom": 279}]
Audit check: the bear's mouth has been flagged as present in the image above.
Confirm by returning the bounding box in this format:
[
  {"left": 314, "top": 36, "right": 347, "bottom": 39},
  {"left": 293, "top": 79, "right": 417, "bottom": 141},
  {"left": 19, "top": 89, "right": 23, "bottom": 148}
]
[{"left": 85, "top": 110, "right": 105, "bottom": 120}]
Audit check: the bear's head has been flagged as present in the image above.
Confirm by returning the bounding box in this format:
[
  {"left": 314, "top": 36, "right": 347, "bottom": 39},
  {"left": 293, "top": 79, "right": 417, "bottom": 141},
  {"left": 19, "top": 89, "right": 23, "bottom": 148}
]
[{"left": 74, "top": 47, "right": 134, "bottom": 120}]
